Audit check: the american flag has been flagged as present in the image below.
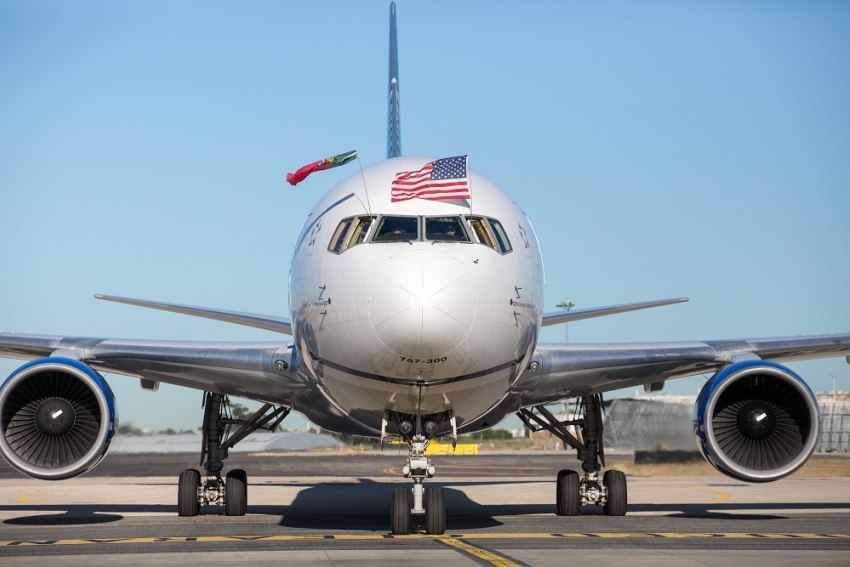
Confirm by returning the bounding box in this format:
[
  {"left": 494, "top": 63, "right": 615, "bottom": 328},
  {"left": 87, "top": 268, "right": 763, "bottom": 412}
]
[{"left": 390, "top": 155, "right": 470, "bottom": 202}]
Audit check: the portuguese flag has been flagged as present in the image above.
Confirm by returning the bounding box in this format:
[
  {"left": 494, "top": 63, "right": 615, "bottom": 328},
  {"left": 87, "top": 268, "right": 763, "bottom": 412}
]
[{"left": 286, "top": 149, "right": 357, "bottom": 186}]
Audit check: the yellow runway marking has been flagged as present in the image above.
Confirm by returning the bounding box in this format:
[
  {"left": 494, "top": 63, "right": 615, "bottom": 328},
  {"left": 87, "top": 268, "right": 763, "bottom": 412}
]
[
  {"left": 16, "top": 490, "right": 46, "bottom": 505},
  {"left": 437, "top": 537, "right": 521, "bottom": 567},
  {"left": 3, "top": 532, "right": 850, "bottom": 547},
  {"left": 689, "top": 485, "right": 733, "bottom": 503}
]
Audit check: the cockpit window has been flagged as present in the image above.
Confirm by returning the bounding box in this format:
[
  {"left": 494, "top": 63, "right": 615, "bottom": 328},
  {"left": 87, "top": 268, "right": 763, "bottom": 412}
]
[
  {"left": 330, "top": 214, "right": 510, "bottom": 252},
  {"left": 373, "top": 215, "right": 419, "bottom": 242},
  {"left": 348, "top": 216, "right": 374, "bottom": 247},
  {"left": 425, "top": 216, "right": 470, "bottom": 242},
  {"left": 488, "top": 219, "right": 512, "bottom": 253},
  {"left": 466, "top": 216, "right": 512, "bottom": 254},
  {"left": 328, "top": 216, "right": 375, "bottom": 254},
  {"left": 328, "top": 218, "right": 354, "bottom": 253},
  {"left": 468, "top": 217, "right": 496, "bottom": 249}
]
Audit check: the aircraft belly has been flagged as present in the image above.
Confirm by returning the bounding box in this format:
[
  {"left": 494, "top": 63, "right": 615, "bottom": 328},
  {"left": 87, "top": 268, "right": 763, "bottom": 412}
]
[
  {"left": 313, "top": 362, "right": 516, "bottom": 433},
  {"left": 296, "top": 309, "right": 538, "bottom": 435}
]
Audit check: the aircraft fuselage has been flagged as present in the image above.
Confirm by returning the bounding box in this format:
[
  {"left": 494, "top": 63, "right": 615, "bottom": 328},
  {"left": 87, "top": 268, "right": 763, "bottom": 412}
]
[{"left": 289, "top": 158, "right": 544, "bottom": 435}]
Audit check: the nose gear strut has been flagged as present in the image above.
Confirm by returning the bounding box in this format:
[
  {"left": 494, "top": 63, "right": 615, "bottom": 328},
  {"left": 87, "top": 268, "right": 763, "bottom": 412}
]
[{"left": 384, "top": 384, "right": 451, "bottom": 535}]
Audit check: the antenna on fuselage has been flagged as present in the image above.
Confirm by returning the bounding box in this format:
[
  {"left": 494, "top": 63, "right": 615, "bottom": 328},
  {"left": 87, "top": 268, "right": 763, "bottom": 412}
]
[{"left": 387, "top": 2, "right": 401, "bottom": 159}]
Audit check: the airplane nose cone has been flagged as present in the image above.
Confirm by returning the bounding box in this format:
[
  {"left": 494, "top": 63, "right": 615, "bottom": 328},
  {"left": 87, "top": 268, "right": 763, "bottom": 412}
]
[{"left": 368, "top": 249, "right": 475, "bottom": 359}]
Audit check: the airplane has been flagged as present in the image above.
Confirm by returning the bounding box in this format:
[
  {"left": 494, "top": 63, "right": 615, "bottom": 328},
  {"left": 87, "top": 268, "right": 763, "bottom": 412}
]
[{"left": 1, "top": 3, "right": 849, "bottom": 536}]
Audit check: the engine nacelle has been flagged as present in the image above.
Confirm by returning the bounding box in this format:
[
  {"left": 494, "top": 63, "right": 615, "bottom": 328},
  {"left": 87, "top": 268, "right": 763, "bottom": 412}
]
[
  {"left": 694, "top": 360, "right": 819, "bottom": 483},
  {"left": 0, "top": 358, "right": 118, "bottom": 480}
]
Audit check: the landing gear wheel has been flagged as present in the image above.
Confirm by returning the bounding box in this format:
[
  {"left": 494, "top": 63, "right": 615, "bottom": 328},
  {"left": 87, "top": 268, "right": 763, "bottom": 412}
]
[
  {"left": 603, "top": 470, "right": 627, "bottom": 516},
  {"left": 177, "top": 468, "right": 201, "bottom": 517},
  {"left": 391, "top": 486, "right": 411, "bottom": 535},
  {"left": 425, "top": 486, "right": 446, "bottom": 535},
  {"left": 555, "top": 469, "right": 580, "bottom": 516},
  {"left": 225, "top": 469, "right": 248, "bottom": 516}
]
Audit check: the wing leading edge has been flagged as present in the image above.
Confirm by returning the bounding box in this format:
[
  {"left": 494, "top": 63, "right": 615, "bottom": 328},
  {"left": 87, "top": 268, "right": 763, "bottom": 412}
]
[
  {"left": 95, "top": 294, "right": 292, "bottom": 335},
  {"left": 514, "top": 333, "right": 850, "bottom": 406},
  {"left": 0, "top": 296, "right": 293, "bottom": 399},
  {"left": 541, "top": 297, "right": 688, "bottom": 326},
  {"left": 0, "top": 332, "right": 302, "bottom": 403}
]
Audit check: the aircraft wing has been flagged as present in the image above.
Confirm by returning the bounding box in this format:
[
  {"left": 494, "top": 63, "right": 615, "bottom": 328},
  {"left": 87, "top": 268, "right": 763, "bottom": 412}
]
[
  {"left": 94, "top": 295, "right": 292, "bottom": 335},
  {"left": 541, "top": 297, "right": 688, "bottom": 326},
  {"left": 514, "top": 333, "right": 850, "bottom": 405},
  {"left": 0, "top": 333, "right": 302, "bottom": 402}
]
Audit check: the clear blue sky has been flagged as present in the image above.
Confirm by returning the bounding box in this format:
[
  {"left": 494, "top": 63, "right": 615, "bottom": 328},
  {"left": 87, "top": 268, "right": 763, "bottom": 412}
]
[{"left": 1, "top": 1, "right": 849, "bottom": 431}]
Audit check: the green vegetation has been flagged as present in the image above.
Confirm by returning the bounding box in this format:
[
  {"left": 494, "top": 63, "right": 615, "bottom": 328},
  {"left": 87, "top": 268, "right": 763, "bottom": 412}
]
[
  {"left": 115, "top": 402, "right": 274, "bottom": 436},
  {"left": 460, "top": 429, "right": 516, "bottom": 441},
  {"left": 229, "top": 402, "right": 252, "bottom": 421},
  {"left": 117, "top": 422, "right": 196, "bottom": 436}
]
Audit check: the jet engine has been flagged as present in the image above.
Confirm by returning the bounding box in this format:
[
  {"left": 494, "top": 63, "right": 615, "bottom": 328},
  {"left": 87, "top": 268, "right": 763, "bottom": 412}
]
[
  {"left": 694, "top": 360, "right": 819, "bottom": 482},
  {"left": 0, "top": 357, "right": 118, "bottom": 480}
]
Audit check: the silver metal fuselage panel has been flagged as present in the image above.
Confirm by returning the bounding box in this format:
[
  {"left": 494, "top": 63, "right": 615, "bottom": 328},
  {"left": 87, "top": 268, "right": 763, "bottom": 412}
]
[{"left": 289, "top": 158, "right": 543, "bottom": 434}]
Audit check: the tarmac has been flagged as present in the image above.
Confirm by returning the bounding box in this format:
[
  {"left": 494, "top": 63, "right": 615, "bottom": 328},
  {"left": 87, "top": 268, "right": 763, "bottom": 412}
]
[{"left": 1, "top": 452, "right": 849, "bottom": 566}]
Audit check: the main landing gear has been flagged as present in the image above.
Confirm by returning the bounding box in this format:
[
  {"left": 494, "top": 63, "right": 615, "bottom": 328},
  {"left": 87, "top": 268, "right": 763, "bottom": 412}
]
[
  {"left": 177, "top": 392, "right": 290, "bottom": 517},
  {"left": 385, "top": 412, "right": 452, "bottom": 535},
  {"left": 518, "top": 394, "right": 627, "bottom": 517}
]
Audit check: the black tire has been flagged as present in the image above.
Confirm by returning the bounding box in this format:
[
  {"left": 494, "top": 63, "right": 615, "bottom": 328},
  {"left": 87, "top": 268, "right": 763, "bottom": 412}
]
[
  {"left": 177, "top": 468, "right": 201, "bottom": 517},
  {"left": 425, "top": 486, "right": 446, "bottom": 535},
  {"left": 391, "top": 486, "right": 411, "bottom": 535},
  {"left": 555, "top": 469, "right": 580, "bottom": 516},
  {"left": 603, "top": 469, "right": 627, "bottom": 516},
  {"left": 225, "top": 469, "right": 248, "bottom": 516}
]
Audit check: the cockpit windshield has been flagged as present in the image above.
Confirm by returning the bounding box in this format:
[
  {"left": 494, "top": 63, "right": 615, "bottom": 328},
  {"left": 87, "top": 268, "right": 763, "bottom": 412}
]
[
  {"left": 328, "top": 214, "right": 511, "bottom": 253},
  {"left": 373, "top": 216, "right": 419, "bottom": 242},
  {"left": 425, "top": 216, "right": 470, "bottom": 242}
]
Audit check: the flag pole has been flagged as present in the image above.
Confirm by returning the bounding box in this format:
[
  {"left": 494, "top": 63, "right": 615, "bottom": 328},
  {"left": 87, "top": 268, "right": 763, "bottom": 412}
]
[
  {"left": 466, "top": 154, "right": 472, "bottom": 215},
  {"left": 357, "top": 155, "right": 372, "bottom": 215}
]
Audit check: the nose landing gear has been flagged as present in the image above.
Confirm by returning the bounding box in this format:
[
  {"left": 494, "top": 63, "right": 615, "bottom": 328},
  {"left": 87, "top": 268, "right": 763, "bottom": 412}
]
[{"left": 384, "top": 412, "right": 452, "bottom": 535}]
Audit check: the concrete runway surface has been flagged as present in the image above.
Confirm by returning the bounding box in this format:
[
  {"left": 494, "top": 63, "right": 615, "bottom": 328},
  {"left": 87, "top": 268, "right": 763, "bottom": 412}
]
[{"left": 1, "top": 453, "right": 849, "bottom": 566}]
